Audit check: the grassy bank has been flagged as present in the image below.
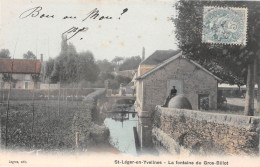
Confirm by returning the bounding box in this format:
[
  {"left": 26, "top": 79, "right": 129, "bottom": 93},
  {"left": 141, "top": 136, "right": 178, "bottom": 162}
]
[
  {"left": 0, "top": 100, "right": 80, "bottom": 151},
  {"left": 72, "top": 89, "right": 111, "bottom": 151},
  {"left": 0, "top": 88, "right": 114, "bottom": 153}
]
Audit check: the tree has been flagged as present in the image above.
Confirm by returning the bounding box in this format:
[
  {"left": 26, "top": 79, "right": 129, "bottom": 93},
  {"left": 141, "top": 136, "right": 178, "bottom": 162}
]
[
  {"left": 107, "top": 75, "right": 131, "bottom": 89},
  {"left": 257, "top": 53, "right": 260, "bottom": 113},
  {"left": 48, "top": 35, "right": 100, "bottom": 85},
  {"left": 23, "top": 51, "right": 36, "bottom": 60},
  {"left": 112, "top": 56, "right": 124, "bottom": 66},
  {"left": 119, "top": 56, "right": 142, "bottom": 71},
  {"left": 45, "top": 58, "right": 55, "bottom": 82},
  {"left": 2, "top": 74, "right": 12, "bottom": 88},
  {"left": 0, "top": 49, "right": 11, "bottom": 59},
  {"left": 50, "top": 59, "right": 61, "bottom": 83},
  {"left": 2, "top": 73, "right": 18, "bottom": 88},
  {"left": 50, "top": 35, "right": 78, "bottom": 83},
  {"left": 63, "top": 43, "right": 78, "bottom": 83},
  {"left": 77, "top": 51, "right": 100, "bottom": 83},
  {"left": 96, "top": 59, "right": 114, "bottom": 73},
  {"left": 31, "top": 74, "right": 41, "bottom": 88},
  {"left": 173, "top": 1, "right": 260, "bottom": 116}
]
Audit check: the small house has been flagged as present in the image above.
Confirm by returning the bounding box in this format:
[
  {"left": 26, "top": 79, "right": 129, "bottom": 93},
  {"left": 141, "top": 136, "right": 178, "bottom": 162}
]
[
  {"left": 0, "top": 59, "right": 41, "bottom": 89},
  {"left": 135, "top": 50, "right": 221, "bottom": 117}
]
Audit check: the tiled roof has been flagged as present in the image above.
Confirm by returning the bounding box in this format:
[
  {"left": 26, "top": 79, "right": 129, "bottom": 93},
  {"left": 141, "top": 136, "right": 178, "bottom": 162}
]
[
  {"left": 140, "top": 49, "right": 181, "bottom": 65},
  {"left": 0, "top": 59, "right": 41, "bottom": 74},
  {"left": 137, "top": 51, "right": 221, "bottom": 81}
]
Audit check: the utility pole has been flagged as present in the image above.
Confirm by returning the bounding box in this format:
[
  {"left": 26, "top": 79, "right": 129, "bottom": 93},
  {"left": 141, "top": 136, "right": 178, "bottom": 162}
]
[
  {"left": 142, "top": 47, "right": 145, "bottom": 61},
  {"left": 6, "top": 59, "right": 14, "bottom": 148}
]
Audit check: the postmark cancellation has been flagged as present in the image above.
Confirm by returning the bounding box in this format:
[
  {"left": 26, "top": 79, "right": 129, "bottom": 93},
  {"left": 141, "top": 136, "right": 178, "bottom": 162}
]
[{"left": 202, "top": 6, "right": 248, "bottom": 45}]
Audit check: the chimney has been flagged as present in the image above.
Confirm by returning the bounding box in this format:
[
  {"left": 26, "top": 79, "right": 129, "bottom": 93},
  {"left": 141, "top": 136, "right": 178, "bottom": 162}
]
[
  {"left": 40, "top": 54, "right": 43, "bottom": 62},
  {"left": 142, "top": 47, "right": 145, "bottom": 60}
]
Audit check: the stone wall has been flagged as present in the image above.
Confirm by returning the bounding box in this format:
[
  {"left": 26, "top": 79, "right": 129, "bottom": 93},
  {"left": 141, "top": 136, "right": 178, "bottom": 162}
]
[
  {"left": 142, "top": 57, "right": 218, "bottom": 113},
  {"left": 153, "top": 106, "right": 260, "bottom": 155}
]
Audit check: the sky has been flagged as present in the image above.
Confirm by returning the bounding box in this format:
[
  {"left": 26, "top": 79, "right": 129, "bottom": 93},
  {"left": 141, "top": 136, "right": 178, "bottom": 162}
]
[{"left": 0, "top": 0, "right": 178, "bottom": 61}]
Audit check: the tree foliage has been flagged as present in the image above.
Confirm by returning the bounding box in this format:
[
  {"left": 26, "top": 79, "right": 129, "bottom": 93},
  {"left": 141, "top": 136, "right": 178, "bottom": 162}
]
[
  {"left": 96, "top": 59, "right": 115, "bottom": 73},
  {"left": 2, "top": 73, "right": 13, "bottom": 82},
  {"left": 31, "top": 74, "right": 41, "bottom": 83},
  {"left": 45, "top": 36, "right": 100, "bottom": 84},
  {"left": 173, "top": 1, "right": 260, "bottom": 86},
  {"left": 119, "top": 56, "right": 142, "bottom": 71},
  {"left": 45, "top": 58, "right": 55, "bottom": 79},
  {"left": 0, "top": 49, "right": 11, "bottom": 59},
  {"left": 112, "top": 56, "right": 124, "bottom": 65},
  {"left": 78, "top": 51, "right": 100, "bottom": 82},
  {"left": 107, "top": 75, "right": 132, "bottom": 89},
  {"left": 23, "top": 51, "right": 36, "bottom": 60}
]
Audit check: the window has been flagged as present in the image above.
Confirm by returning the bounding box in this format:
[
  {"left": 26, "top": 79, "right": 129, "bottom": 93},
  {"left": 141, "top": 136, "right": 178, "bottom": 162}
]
[
  {"left": 198, "top": 94, "right": 209, "bottom": 110},
  {"left": 24, "top": 82, "right": 29, "bottom": 89}
]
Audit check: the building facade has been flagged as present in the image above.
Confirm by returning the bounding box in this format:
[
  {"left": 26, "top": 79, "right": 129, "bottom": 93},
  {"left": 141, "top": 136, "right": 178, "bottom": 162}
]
[
  {"left": 0, "top": 59, "right": 41, "bottom": 89},
  {"left": 135, "top": 50, "right": 221, "bottom": 117}
]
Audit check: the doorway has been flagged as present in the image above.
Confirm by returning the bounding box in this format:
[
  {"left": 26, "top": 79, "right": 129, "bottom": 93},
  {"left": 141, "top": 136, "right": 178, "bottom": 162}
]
[
  {"left": 198, "top": 94, "right": 209, "bottom": 110},
  {"left": 24, "top": 81, "right": 29, "bottom": 89},
  {"left": 167, "top": 79, "right": 183, "bottom": 96}
]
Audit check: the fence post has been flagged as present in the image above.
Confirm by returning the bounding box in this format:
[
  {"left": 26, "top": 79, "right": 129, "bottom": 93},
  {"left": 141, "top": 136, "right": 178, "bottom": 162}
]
[
  {"left": 65, "top": 88, "right": 68, "bottom": 113},
  {"left": 32, "top": 83, "right": 35, "bottom": 134},
  {"left": 6, "top": 76, "right": 13, "bottom": 148},
  {"left": 58, "top": 86, "right": 61, "bottom": 117},
  {"left": 75, "top": 132, "right": 79, "bottom": 149}
]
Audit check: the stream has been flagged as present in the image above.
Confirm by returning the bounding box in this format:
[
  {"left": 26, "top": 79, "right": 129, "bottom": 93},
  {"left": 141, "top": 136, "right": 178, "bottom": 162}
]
[
  {"left": 103, "top": 103, "right": 161, "bottom": 156},
  {"left": 104, "top": 112, "right": 138, "bottom": 155}
]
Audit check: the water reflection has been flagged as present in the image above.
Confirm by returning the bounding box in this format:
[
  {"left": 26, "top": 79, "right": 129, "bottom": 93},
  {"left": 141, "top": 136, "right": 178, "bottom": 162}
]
[
  {"left": 137, "top": 117, "right": 155, "bottom": 154},
  {"left": 104, "top": 109, "right": 160, "bottom": 156},
  {"left": 104, "top": 112, "right": 137, "bottom": 156},
  {"left": 102, "top": 97, "right": 163, "bottom": 155}
]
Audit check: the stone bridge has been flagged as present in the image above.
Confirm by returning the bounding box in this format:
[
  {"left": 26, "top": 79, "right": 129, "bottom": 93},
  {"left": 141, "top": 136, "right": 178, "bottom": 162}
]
[
  {"left": 98, "top": 94, "right": 136, "bottom": 113},
  {"left": 106, "top": 94, "right": 136, "bottom": 103}
]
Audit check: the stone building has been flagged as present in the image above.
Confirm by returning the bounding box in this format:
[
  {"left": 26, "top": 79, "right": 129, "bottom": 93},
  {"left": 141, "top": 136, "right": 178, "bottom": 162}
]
[
  {"left": 137, "top": 50, "right": 181, "bottom": 76},
  {"left": 0, "top": 59, "right": 41, "bottom": 89},
  {"left": 135, "top": 50, "right": 221, "bottom": 117}
]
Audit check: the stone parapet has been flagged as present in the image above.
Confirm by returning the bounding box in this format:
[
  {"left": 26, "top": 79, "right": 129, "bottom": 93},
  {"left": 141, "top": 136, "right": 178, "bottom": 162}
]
[{"left": 153, "top": 106, "right": 260, "bottom": 155}]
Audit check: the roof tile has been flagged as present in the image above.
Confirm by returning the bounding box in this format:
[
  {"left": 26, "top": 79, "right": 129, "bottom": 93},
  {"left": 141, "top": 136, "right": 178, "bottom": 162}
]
[{"left": 0, "top": 59, "right": 41, "bottom": 74}]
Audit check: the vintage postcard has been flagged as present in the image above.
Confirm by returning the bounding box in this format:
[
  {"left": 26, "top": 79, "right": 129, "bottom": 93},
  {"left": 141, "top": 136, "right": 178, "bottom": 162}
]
[{"left": 0, "top": 0, "right": 259, "bottom": 167}]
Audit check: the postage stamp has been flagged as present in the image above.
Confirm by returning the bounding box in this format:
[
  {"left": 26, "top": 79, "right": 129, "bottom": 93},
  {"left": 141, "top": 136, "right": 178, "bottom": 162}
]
[{"left": 202, "top": 6, "right": 248, "bottom": 45}]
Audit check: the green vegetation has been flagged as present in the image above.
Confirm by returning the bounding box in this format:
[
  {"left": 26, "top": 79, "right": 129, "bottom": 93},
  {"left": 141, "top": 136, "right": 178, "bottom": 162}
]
[
  {"left": 44, "top": 35, "right": 139, "bottom": 89},
  {"left": 173, "top": 1, "right": 260, "bottom": 115},
  {"left": 72, "top": 98, "right": 109, "bottom": 150},
  {"left": 0, "top": 49, "right": 11, "bottom": 59},
  {"left": 0, "top": 89, "right": 105, "bottom": 151},
  {"left": 45, "top": 36, "right": 100, "bottom": 84},
  {"left": 0, "top": 100, "right": 76, "bottom": 151},
  {"left": 23, "top": 51, "right": 36, "bottom": 60}
]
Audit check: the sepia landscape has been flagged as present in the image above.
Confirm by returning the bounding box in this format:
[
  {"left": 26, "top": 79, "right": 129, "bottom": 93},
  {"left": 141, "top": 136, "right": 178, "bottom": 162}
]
[{"left": 0, "top": 0, "right": 260, "bottom": 166}]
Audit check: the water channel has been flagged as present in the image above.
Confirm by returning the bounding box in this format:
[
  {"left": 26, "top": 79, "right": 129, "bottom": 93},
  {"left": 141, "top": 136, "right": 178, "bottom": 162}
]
[
  {"left": 103, "top": 100, "right": 163, "bottom": 156},
  {"left": 104, "top": 111, "right": 138, "bottom": 155}
]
